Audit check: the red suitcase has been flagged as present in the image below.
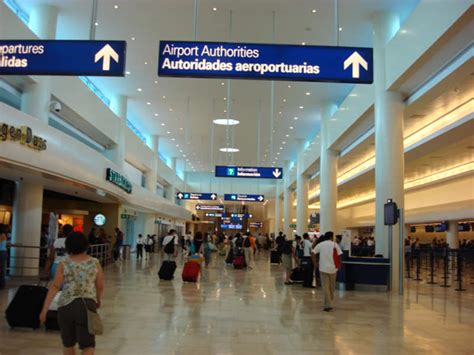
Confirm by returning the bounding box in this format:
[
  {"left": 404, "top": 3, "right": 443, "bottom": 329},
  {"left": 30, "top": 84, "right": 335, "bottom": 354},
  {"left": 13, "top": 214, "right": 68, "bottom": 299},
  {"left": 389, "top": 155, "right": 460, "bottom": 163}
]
[
  {"left": 233, "top": 255, "right": 245, "bottom": 269},
  {"left": 182, "top": 261, "right": 200, "bottom": 282}
]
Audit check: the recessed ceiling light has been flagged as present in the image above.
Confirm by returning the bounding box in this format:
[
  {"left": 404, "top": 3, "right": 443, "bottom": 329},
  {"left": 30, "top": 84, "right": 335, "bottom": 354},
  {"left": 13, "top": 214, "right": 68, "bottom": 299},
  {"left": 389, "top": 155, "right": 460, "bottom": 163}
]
[
  {"left": 219, "top": 147, "right": 239, "bottom": 153},
  {"left": 223, "top": 109, "right": 227, "bottom": 113},
  {"left": 183, "top": 154, "right": 186, "bottom": 158},
  {"left": 330, "top": 118, "right": 337, "bottom": 121},
  {"left": 277, "top": 152, "right": 280, "bottom": 155},
  {"left": 282, "top": 141, "right": 286, "bottom": 144},
  {"left": 137, "top": 88, "right": 142, "bottom": 92},
  {"left": 285, "top": 134, "right": 289, "bottom": 137},
  {"left": 179, "top": 149, "right": 183, "bottom": 153},
  {"left": 278, "top": 111, "right": 282, "bottom": 115},
  {"left": 213, "top": 7, "right": 217, "bottom": 11},
  {"left": 169, "top": 108, "right": 173, "bottom": 112},
  {"left": 349, "top": 93, "right": 357, "bottom": 97},
  {"left": 176, "top": 144, "right": 179, "bottom": 147},
  {"left": 180, "top": 127, "right": 183, "bottom": 130},
  {"left": 186, "top": 159, "right": 189, "bottom": 162},
  {"left": 162, "top": 95, "right": 166, "bottom": 99},
  {"left": 146, "top": 102, "right": 151, "bottom": 105},
  {"left": 288, "top": 85, "right": 291, "bottom": 88},
  {"left": 294, "top": 117, "right": 299, "bottom": 120},
  {"left": 126, "top": 71, "right": 131, "bottom": 75},
  {"left": 154, "top": 80, "right": 158, "bottom": 84},
  {"left": 221, "top": 82, "right": 225, "bottom": 86},
  {"left": 299, "top": 106, "right": 304, "bottom": 109},
  {"left": 223, "top": 97, "right": 227, "bottom": 100},
  {"left": 167, "top": 131, "right": 171, "bottom": 134},
  {"left": 114, "top": 5, "right": 119, "bottom": 9},
  {"left": 289, "top": 126, "right": 294, "bottom": 130},
  {"left": 305, "top": 92, "right": 310, "bottom": 96},
  {"left": 339, "top": 27, "right": 343, "bottom": 31},
  {"left": 213, "top": 118, "right": 240, "bottom": 126},
  {"left": 312, "top": 9, "right": 317, "bottom": 13},
  {"left": 154, "top": 113, "right": 159, "bottom": 117},
  {"left": 94, "top": 22, "right": 99, "bottom": 26},
  {"left": 161, "top": 123, "right": 165, "bottom": 126},
  {"left": 283, "top": 98, "right": 287, "bottom": 102},
  {"left": 171, "top": 138, "right": 175, "bottom": 141},
  {"left": 131, "top": 37, "right": 135, "bottom": 41},
  {"left": 301, "top": 42, "right": 306, "bottom": 45},
  {"left": 144, "top": 61, "right": 148, "bottom": 65},
  {"left": 279, "top": 147, "right": 283, "bottom": 150}
]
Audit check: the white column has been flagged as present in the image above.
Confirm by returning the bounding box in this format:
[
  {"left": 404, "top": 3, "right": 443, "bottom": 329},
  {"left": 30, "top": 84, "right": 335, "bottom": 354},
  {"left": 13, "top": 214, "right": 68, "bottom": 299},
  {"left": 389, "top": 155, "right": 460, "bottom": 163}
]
[
  {"left": 320, "top": 103, "right": 338, "bottom": 234},
  {"left": 109, "top": 95, "right": 127, "bottom": 169},
  {"left": 11, "top": 182, "right": 44, "bottom": 276},
  {"left": 167, "top": 157, "right": 177, "bottom": 203},
  {"left": 145, "top": 158, "right": 157, "bottom": 193},
  {"left": 152, "top": 135, "right": 160, "bottom": 156},
  {"left": 274, "top": 181, "right": 281, "bottom": 235},
  {"left": 373, "top": 12, "right": 404, "bottom": 293},
  {"left": 296, "top": 141, "right": 309, "bottom": 236},
  {"left": 21, "top": 5, "right": 58, "bottom": 123},
  {"left": 283, "top": 160, "right": 292, "bottom": 237},
  {"left": 447, "top": 221, "right": 459, "bottom": 249}
]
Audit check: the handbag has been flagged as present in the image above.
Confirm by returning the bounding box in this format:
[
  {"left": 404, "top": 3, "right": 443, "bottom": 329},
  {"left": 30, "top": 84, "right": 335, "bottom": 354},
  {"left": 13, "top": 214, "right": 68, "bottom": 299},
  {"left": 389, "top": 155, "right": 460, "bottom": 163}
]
[
  {"left": 81, "top": 298, "right": 103, "bottom": 336},
  {"left": 333, "top": 243, "right": 341, "bottom": 270}
]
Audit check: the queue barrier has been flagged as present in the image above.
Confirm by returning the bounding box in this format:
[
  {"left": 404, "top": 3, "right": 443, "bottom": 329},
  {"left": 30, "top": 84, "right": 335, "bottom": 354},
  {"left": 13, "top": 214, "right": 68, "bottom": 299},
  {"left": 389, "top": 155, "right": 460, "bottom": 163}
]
[{"left": 6, "top": 242, "right": 114, "bottom": 277}]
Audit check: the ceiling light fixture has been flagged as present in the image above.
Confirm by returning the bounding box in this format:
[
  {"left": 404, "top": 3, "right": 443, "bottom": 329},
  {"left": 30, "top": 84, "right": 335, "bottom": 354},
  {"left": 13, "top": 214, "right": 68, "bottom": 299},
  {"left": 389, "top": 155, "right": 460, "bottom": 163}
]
[
  {"left": 161, "top": 123, "right": 165, "bottom": 126},
  {"left": 294, "top": 117, "right": 299, "bottom": 120},
  {"left": 312, "top": 9, "right": 317, "bottom": 13},
  {"left": 137, "top": 88, "right": 142, "bottom": 92},
  {"left": 213, "top": 7, "right": 217, "bottom": 11},
  {"left": 299, "top": 106, "right": 304, "bottom": 109},
  {"left": 94, "top": 22, "right": 99, "bottom": 26},
  {"left": 301, "top": 42, "right": 306, "bottom": 45},
  {"left": 154, "top": 80, "right": 158, "bottom": 84},
  {"left": 289, "top": 126, "right": 294, "bottom": 130},
  {"left": 146, "top": 102, "right": 151, "bottom": 105},
  {"left": 339, "top": 27, "right": 343, "bottom": 31},
  {"left": 213, "top": 118, "right": 240, "bottom": 126},
  {"left": 131, "top": 37, "right": 135, "bottom": 41},
  {"left": 144, "top": 61, "right": 148, "bottom": 65},
  {"left": 285, "top": 134, "right": 289, "bottom": 137},
  {"left": 162, "top": 95, "right": 166, "bottom": 99},
  {"left": 154, "top": 113, "right": 159, "bottom": 117},
  {"left": 219, "top": 147, "right": 239, "bottom": 153},
  {"left": 169, "top": 108, "right": 173, "bottom": 112},
  {"left": 305, "top": 92, "right": 310, "bottom": 96},
  {"left": 114, "top": 5, "right": 119, "bottom": 9},
  {"left": 126, "top": 71, "right": 131, "bottom": 75},
  {"left": 167, "top": 131, "right": 171, "bottom": 134},
  {"left": 171, "top": 138, "right": 175, "bottom": 141}
]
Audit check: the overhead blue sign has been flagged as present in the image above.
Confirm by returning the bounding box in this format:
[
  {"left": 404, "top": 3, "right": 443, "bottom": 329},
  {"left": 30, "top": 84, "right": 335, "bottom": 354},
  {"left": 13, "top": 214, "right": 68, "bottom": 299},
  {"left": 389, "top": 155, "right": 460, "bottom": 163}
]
[
  {"left": 224, "top": 194, "right": 265, "bottom": 202},
  {"left": 177, "top": 192, "right": 217, "bottom": 201},
  {"left": 215, "top": 165, "right": 283, "bottom": 179},
  {"left": 221, "top": 224, "right": 243, "bottom": 230},
  {"left": 158, "top": 41, "right": 372, "bottom": 83},
  {"left": 0, "top": 40, "right": 126, "bottom": 76}
]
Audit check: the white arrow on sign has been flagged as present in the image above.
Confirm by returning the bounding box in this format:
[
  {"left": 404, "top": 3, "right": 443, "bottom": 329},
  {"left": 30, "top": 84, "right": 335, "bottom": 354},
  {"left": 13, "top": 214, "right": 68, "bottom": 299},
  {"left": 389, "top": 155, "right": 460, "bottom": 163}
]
[
  {"left": 272, "top": 168, "right": 282, "bottom": 178},
  {"left": 94, "top": 44, "right": 119, "bottom": 71},
  {"left": 257, "top": 195, "right": 264, "bottom": 202},
  {"left": 343, "top": 51, "right": 368, "bottom": 79},
  {"left": 210, "top": 193, "right": 217, "bottom": 200},
  {"left": 196, "top": 205, "right": 201, "bottom": 210},
  {"left": 177, "top": 192, "right": 184, "bottom": 199}
]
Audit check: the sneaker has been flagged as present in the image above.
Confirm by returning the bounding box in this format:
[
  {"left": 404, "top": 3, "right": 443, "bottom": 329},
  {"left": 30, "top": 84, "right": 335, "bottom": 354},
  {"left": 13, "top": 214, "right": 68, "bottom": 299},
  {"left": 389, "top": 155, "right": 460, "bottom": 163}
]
[{"left": 323, "top": 308, "right": 331, "bottom": 312}]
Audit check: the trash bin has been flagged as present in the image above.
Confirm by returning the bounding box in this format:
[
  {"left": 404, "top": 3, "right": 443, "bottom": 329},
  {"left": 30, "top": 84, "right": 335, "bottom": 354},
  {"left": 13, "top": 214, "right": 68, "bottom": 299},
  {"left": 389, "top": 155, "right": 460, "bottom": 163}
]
[{"left": 122, "top": 244, "right": 131, "bottom": 260}]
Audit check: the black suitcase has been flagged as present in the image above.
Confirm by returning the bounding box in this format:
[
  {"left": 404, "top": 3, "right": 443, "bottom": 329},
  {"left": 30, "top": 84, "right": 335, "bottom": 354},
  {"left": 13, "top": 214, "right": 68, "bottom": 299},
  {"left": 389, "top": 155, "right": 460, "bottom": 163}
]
[
  {"left": 5, "top": 285, "right": 48, "bottom": 329},
  {"left": 158, "top": 260, "right": 176, "bottom": 280},
  {"left": 301, "top": 258, "right": 314, "bottom": 288},
  {"left": 270, "top": 250, "right": 281, "bottom": 264},
  {"left": 290, "top": 267, "right": 304, "bottom": 283},
  {"left": 45, "top": 310, "right": 60, "bottom": 331}
]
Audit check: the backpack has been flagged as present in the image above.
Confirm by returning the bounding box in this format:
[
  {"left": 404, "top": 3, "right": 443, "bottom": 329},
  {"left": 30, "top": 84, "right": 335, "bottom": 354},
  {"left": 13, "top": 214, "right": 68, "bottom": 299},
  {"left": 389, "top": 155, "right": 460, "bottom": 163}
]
[
  {"left": 244, "top": 237, "right": 251, "bottom": 248},
  {"left": 163, "top": 237, "right": 175, "bottom": 254},
  {"left": 236, "top": 237, "right": 243, "bottom": 248},
  {"left": 282, "top": 240, "right": 293, "bottom": 255}
]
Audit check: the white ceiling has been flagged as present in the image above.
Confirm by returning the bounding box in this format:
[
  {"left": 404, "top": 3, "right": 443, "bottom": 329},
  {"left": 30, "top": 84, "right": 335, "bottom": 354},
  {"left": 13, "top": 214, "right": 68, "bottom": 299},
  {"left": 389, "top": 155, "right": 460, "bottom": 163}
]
[{"left": 16, "top": 0, "right": 419, "bottom": 174}]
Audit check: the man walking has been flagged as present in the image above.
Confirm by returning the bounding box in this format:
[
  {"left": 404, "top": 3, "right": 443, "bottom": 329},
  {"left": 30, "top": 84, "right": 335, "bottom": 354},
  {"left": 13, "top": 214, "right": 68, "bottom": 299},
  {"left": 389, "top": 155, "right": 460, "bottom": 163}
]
[{"left": 312, "top": 231, "right": 342, "bottom": 312}]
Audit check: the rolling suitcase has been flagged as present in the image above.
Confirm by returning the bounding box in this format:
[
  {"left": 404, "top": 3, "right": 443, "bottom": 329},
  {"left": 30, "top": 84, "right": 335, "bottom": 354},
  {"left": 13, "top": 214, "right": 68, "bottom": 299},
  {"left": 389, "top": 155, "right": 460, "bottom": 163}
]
[
  {"left": 5, "top": 285, "right": 48, "bottom": 329},
  {"left": 233, "top": 255, "right": 245, "bottom": 269},
  {"left": 270, "top": 250, "right": 281, "bottom": 264},
  {"left": 182, "top": 261, "right": 200, "bottom": 282},
  {"left": 290, "top": 267, "right": 304, "bottom": 283},
  {"left": 158, "top": 260, "right": 177, "bottom": 280},
  {"left": 301, "top": 258, "right": 314, "bottom": 288}
]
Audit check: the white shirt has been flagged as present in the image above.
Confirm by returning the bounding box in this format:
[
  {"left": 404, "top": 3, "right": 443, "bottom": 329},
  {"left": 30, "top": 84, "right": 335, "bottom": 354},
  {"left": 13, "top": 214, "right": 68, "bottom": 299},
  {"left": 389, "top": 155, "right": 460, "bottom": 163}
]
[
  {"left": 162, "top": 235, "right": 178, "bottom": 247},
  {"left": 137, "top": 236, "right": 145, "bottom": 245},
  {"left": 313, "top": 240, "right": 343, "bottom": 274},
  {"left": 302, "top": 239, "right": 312, "bottom": 257},
  {"left": 53, "top": 238, "right": 67, "bottom": 264}
]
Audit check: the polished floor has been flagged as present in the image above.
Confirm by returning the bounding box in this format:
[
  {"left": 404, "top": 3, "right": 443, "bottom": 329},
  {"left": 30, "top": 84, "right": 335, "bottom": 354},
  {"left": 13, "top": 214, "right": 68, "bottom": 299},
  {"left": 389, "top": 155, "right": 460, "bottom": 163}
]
[{"left": 1, "top": 251, "right": 474, "bottom": 355}]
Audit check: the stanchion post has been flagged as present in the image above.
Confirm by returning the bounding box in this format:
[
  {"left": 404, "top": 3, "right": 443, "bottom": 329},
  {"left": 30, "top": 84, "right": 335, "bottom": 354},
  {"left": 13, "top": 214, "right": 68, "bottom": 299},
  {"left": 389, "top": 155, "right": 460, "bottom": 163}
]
[
  {"left": 440, "top": 247, "right": 450, "bottom": 288},
  {"left": 455, "top": 251, "right": 466, "bottom": 292},
  {"left": 427, "top": 247, "right": 436, "bottom": 284},
  {"left": 414, "top": 250, "right": 422, "bottom": 281}
]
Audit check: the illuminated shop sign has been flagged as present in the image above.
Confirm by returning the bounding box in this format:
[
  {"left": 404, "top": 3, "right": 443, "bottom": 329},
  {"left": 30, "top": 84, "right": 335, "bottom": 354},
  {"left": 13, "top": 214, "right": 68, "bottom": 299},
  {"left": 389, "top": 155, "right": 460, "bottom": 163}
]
[
  {"left": 0, "top": 123, "right": 47, "bottom": 151},
  {"left": 158, "top": 41, "right": 373, "bottom": 84},
  {"left": 106, "top": 168, "right": 132, "bottom": 194}
]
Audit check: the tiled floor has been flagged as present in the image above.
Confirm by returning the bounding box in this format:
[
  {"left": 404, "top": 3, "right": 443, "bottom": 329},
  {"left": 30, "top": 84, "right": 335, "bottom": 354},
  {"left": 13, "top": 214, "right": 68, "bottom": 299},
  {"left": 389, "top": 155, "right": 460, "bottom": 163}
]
[{"left": 1, "top": 251, "right": 473, "bottom": 354}]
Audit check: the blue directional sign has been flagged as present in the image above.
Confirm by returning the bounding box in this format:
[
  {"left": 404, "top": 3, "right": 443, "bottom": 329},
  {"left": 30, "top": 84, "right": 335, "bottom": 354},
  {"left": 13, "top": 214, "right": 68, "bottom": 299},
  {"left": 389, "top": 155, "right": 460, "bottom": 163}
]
[
  {"left": 216, "top": 166, "right": 283, "bottom": 179},
  {"left": 0, "top": 40, "right": 126, "bottom": 76},
  {"left": 177, "top": 192, "right": 217, "bottom": 201},
  {"left": 158, "top": 41, "right": 372, "bottom": 84},
  {"left": 195, "top": 205, "right": 224, "bottom": 211},
  {"left": 224, "top": 194, "right": 265, "bottom": 202}
]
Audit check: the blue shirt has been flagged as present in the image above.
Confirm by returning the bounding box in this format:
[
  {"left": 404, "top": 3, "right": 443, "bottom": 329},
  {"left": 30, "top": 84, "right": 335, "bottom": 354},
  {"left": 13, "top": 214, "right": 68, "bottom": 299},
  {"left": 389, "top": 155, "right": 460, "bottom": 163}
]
[{"left": 0, "top": 240, "right": 7, "bottom": 252}]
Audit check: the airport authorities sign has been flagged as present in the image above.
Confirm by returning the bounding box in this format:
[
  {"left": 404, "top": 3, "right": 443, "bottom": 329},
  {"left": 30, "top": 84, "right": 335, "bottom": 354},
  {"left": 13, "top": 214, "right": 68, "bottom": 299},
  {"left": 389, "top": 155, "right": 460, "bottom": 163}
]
[
  {"left": 215, "top": 165, "right": 283, "bottom": 179},
  {"left": 224, "top": 194, "right": 265, "bottom": 202},
  {"left": 0, "top": 40, "right": 126, "bottom": 76},
  {"left": 158, "top": 41, "right": 373, "bottom": 83},
  {"left": 176, "top": 192, "right": 217, "bottom": 201},
  {"left": 195, "top": 205, "right": 224, "bottom": 211}
]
